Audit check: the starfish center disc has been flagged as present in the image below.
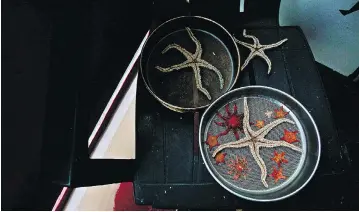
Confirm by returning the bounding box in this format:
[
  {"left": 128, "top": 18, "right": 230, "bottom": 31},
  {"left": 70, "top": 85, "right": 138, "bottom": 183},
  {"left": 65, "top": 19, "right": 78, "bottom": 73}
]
[
  {"left": 235, "top": 164, "right": 244, "bottom": 172},
  {"left": 228, "top": 116, "right": 241, "bottom": 129}
]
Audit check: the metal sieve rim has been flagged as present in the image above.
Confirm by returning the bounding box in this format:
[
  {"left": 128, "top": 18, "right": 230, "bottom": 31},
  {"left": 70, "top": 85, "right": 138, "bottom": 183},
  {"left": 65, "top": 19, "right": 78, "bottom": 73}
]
[
  {"left": 199, "top": 85, "right": 321, "bottom": 202},
  {"left": 139, "top": 15, "right": 241, "bottom": 112},
  {"left": 204, "top": 97, "right": 307, "bottom": 194}
]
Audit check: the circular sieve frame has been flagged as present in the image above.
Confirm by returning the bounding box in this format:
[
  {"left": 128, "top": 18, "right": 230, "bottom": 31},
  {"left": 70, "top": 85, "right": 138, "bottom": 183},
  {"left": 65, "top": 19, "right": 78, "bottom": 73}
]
[
  {"left": 199, "top": 86, "right": 321, "bottom": 202},
  {"left": 139, "top": 16, "right": 241, "bottom": 113}
]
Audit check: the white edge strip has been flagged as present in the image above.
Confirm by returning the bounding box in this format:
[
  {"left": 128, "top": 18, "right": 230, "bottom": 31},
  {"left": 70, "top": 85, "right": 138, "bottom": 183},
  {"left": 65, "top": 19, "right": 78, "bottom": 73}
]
[
  {"left": 52, "top": 30, "right": 149, "bottom": 211},
  {"left": 88, "top": 30, "right": 149, "bottom": 145},
  {"left": 240, "top": 0, "right": 245, "bottom": 12},
  {"left": 91, "top": 75, "right": 137, "bottom": 159}
]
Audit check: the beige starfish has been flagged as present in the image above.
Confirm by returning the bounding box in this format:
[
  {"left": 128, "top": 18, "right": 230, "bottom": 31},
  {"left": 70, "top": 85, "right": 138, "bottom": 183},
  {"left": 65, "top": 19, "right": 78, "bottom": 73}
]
[
  {"left": 155, "top": 27, "right": 224, "bottom": 100},
  {"left": 234, "top": 29, "right": 288, "bottom": 74},
  {"left": 212, "top": 98, "right": 302, "bottom": 188},
  {"left": 265, "top": 110, "right": 273, "bottom": 118}
]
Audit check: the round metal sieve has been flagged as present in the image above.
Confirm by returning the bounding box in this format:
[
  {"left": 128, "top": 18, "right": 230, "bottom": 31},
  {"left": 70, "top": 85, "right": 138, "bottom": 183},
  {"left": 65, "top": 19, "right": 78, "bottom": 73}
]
[
  {"left": 140, "top": 16, "right": 240, "bottom": 112},
  {"left": 199, "top": 86, "right": 321, "bottom": 202}
]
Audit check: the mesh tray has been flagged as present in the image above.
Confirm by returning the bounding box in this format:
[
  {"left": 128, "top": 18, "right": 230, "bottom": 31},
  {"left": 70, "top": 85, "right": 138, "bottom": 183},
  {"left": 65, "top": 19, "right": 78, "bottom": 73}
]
[
  {"left": 140, "top": 16, "right": 240, "bottom": 112},
  {"left": 199, "top": 86, "right": 320, "bottom": 202}
]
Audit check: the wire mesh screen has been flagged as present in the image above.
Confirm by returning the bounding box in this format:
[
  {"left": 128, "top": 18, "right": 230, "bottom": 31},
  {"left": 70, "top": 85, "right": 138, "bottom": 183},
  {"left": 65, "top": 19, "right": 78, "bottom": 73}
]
[
  {"left": 204, "top": 96, "right": 305, "bottom": 192},
  {"left": 146, "top": 28, "right": 235, "bottom": 108}
]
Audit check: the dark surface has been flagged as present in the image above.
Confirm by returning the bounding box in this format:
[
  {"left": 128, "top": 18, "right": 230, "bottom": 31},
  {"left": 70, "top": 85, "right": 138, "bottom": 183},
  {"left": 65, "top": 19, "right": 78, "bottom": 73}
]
[
  {"left": 134, "top": 26, "right": 358, "bottom": 209},
  {"left": 40, "top": 0, "right": 151, "bottom": 188},
  {"left": 2, "top": 0, "right": 151, "bottom": 209},
  {"left": 2, "top": 0, "right": 358, "bottom": 210},
  {"left": 2, "top": 0, "right": 52, "bottom": 209}
]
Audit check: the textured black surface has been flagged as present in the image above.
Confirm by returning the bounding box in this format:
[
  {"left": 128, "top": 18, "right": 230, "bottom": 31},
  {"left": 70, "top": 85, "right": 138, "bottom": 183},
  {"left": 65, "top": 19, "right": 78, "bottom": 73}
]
[
  {"left": 134, "top": 26, "right": 356, "bottom": 209},
  {"left": 2, "top": 0, "right": 151, "bottom": 209},
  {"left": 39, "top": 0, "right": 152, "bottom": 188}
]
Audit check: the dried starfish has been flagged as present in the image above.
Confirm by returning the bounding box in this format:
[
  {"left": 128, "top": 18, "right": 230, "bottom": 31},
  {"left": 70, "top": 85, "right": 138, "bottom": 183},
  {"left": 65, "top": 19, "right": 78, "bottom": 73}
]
[
  {"left": 212, "top": 98, "right": 302, "bottom": 188},
  {"left": 155, "top": 27, "right": 224, "bottom": 100},
  {"left": 234, "top": 29, "right": 288, "bottom": 74},
  {"left": 215, "top": 103, "right": 244, "bottom": 140}
]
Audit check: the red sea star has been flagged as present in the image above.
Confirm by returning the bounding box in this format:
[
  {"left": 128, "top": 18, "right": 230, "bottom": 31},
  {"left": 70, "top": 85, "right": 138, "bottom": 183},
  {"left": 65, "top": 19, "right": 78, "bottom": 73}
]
[
  {"left": 215, "top": 152, "right": 227, "bottom": 164},
  {"left": 255, "top": 120, "right": 265, "bottom": 129},
  {"left": 270, "top": 167, "right": 286, "bottom": 183},
  {"left": 215, "top": 103, "right": 244, "bottom": 140},
  {"left": 206, "top": 134, "right": 219, "bottom": 150},
  {"left": 274, "top": 106, "right": 289, "bottom": 119},
  {"left": 281, "top": 129, "right": 299, "bottom": 144},
  {"left": 227, "top": 156, "right": 248, "bottom": 180},
  {"left": 271, "top": 151, "right": 288, "bottom": 167}
]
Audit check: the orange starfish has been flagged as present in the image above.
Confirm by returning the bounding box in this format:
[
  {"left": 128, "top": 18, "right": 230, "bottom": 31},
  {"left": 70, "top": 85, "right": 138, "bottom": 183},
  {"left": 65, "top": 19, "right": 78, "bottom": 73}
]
[
  {"left": 274, "top": 106, "right": 289, "bottom": 119},
  {"left": 281, "top": 129, "right": 299, "bottom": 144},
  {"left": 270, "top": 167, "right": 286, "bottom": 183},
  {"left": 271, "top": 151, "right": 288, "bottom": 167},
  {"left": 206, "top": 135, "right": 219, "bottom": 150},
  {"left": 215, "top": 152, "right": 226, "bottom": 164},
  {"left": 255, "top": 120, "right": 265, "bottom": 128}
]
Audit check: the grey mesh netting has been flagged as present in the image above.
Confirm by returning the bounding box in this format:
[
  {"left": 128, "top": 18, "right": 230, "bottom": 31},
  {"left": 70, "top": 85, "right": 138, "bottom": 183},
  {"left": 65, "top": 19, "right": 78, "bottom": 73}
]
[{"left": 205, "top": 97, "right": 305, "bottom": 192}]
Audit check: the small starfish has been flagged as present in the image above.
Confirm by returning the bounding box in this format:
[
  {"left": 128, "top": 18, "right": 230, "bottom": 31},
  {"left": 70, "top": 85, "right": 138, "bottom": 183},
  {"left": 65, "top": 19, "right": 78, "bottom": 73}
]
[
  {"left": 265, "top": 111, "right": 273, "bottom": 118},
  {"left": 270, "top": 167, "right": 287, "bottom": 183},
  {"left": 212, "top": 98, "right": 302, "bottom": 188},
  {"left": 271, "top": 151, "right": 288, "bottom": 167},
  {"left": 155, "top": 27, "right": 224, "bottom": 100},
  {"left": 281, "top": 129, "right": 299, "bottom": 144},
  {"left": 274, "top": 106, "right": 289, "bottom": 119},
  {"left": 227, "top": 155, "right": 249, "bottom": 180},
  {"left": 215, "top": 103, "right": 244, "bottom": 140},
  {"left": 255, "top": 120, "right": 265, "bottom": 129},
  {"left": 206, "top": 134, "right": 219, "bottom": 150},
  {"left": 234, "top": 29, "right": 288, "bottom": 74},
  {"left": 215, "top": 152, "right": 227, "bottom": 164}
]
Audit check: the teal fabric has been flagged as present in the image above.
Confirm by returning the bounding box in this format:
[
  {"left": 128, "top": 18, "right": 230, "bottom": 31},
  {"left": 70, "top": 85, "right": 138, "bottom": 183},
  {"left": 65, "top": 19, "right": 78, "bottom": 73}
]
[{"left": 279, "top": 0, "right": 359, "bottom": 76}]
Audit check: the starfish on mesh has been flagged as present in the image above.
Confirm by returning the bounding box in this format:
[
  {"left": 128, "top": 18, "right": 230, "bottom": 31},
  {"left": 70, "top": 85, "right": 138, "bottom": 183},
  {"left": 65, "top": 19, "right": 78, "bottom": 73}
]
[
  {"left": 227, "top": 155, "right": 249, "bottom": 180},
  {"left": 234, "top": 29, "right": 288, "bottom": 74},
  {"left": 155, "top": 27, "right": 224, "bottom": 100},
  {"left": 215, "top": 103, "right": 244, "bottom": 140},
  {"left": 212, "top": 98, "right": 302, "bottom": 188}
]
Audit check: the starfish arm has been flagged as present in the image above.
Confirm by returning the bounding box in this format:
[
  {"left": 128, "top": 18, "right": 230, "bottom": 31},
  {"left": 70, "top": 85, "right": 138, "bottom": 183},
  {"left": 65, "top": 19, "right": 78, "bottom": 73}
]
[
  {"left": 198, "top": 60, "right": 224, "bottom": 89},
  {"left": 155, "top": 61, "right": 191, "bottom": 72},
  {"left": 243, "top": 98, "right": 256, "bottom": 136},
  {"left": 240, "top": 51, "right": 257, "bottom": 71},
  {"left": 212, "top": 138, "right": 251, "bottom": 157},
  {"left": 262, "top": 38, "right": 288, "bottom": 50},
  {"left": 225, "top": 104, "right": 231, "bottom": 116},
  {"left": 250, "top": 144, "right": 268, "bottom": 188},
  {"left": 255, "top": 118, "right": 295, "bottom": 138},
  {"left": 257, "top": 50, "right": 272, "bottom": 74},
  {"left": 214, "top": 121, "right": 226, "bottom": 126},
  {"left": 162, "top": 44, "right": 193, "bottom": 60},
  {"left": 259, "top": 138, "right": 302, "bottom": 153},
  {"left": 233, "top": 130, "right": 240, "bottom": 140},
  {"left": 217, "top": 128, "right": 230, "bottom": 137},
  {"left": 185, "top": 27, "right": 203, "bottom": 58},
  {"left": 233, "top": 103, "right": 238, "bottom": 114},
  {"left": 234, "top": 38, "right": 255, "bottom": 49},
  {"left": 243, "top": 29, "right": 260, "bottom": 46},
  {"left": 194, "top": 66, "right": 211, "bottom": 100},
  {"left": 216, "top": 112, "right": 227, "bottom": 120}
]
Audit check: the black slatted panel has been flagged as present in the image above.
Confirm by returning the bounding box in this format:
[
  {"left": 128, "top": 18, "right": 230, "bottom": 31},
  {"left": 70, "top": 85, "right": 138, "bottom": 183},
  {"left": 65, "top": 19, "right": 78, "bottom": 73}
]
[
  {"left": 284, "top": 48, "right": 344, "bottom": 174},
  {"left": 134, "top": 26, "right": 348, "bottom": 209},
  {"left": 279, "top": 28, "right": 308, "bottom": 50},
  {"left": 253, "top": 50, "right": 291, "bottom": 94},
  {"left": 164, "top": 110, "right": 194, "bottom": 183},
  {"left": 135, "top": 79, "right": 165, "bottom": 184}
]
